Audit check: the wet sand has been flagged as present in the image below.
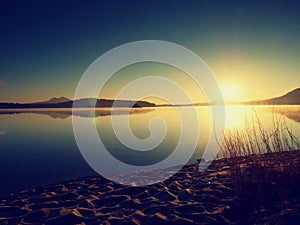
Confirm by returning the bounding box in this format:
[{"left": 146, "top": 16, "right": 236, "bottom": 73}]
[{"left": 1, "top": 150, "right": 300, "bottom": 224}]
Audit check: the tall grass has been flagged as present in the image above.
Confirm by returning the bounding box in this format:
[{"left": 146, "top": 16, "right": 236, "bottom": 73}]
[
  {"left": 219, "top": 111, "right": 300, "bottom": 158},
  {"left": 217, "top": 111, "right": 300, "bottom": 223},
  {"left": 217, "top": 111, "right": 300, "bottom": 178}
]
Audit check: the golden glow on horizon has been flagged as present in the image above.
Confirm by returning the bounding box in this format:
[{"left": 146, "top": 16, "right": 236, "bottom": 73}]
[{"left": 220, "top": 83, "right": 242, "bottom": 102}]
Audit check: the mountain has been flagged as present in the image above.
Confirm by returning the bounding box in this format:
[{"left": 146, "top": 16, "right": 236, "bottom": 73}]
[
  {"left": 71, "top": 98, "right": 156, "bottom": 108},
  {"left": 0, "top": 98, "right": 156, "bottom": 109},
  {"left": 35, "top": 96, "right": 71, "bottom": 104},
  {"left": 1, "top": 87, "right": 299, "bottom": 109},
  {"left": 246, "top": 87, "right": 300, "bottom": 105}
]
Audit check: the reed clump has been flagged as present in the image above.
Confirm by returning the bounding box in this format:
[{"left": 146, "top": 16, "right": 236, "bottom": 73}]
[
  {"left": 218, "top": 111, "right": 300, "bottom": 181},
  {"left": 221, "top": 112, "right": 299, "bottom": 158},
  {"left": 218, "top": 112, "right": 300, "bottom": 222},
  {"left": 220, "top": 112, "right": 300, "bottom": 173}
]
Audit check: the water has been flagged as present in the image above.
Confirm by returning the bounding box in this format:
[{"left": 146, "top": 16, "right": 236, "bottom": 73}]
[{"left": 0, "top": 106, "right": 300, "bottom": 195}]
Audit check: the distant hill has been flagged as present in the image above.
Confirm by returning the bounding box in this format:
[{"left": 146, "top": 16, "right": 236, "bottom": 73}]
[
  {"left": 246, "top": 87, "right": 300, "bottom": 105},
  {"left": 35, "top": 96, "right": 71, "bottom": 104},
  {"left": 72, "top": 98, "right": 155, "bottom": 108},
  {"left": 0, "top": 97, "right": 155, "bottom": 109},
  {"left": 1, "top": 87, "right": 299, "bottom": 109}
]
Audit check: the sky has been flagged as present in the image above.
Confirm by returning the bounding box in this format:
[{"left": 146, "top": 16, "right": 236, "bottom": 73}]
[{"left": 0, "top": 0, "right": 300, "bottom": 103}]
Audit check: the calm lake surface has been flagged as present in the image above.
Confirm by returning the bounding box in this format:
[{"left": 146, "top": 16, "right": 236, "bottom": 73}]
[{"left": 0, "top": 106, "right": 300, "bottom": 195}]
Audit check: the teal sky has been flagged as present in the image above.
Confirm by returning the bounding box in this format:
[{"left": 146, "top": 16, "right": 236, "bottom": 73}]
[{"left": 0, "top": 0, "right": 299, "bottom": 103}]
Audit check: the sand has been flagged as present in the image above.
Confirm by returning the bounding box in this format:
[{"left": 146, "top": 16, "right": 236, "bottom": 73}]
[{"left": 1, "top": 151, "right": 300, "bottom": 224}]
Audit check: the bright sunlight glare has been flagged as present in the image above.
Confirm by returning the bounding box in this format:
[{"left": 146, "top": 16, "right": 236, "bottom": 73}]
[{"left": 221, "top": 83, "right": 242, "bottom": 102}]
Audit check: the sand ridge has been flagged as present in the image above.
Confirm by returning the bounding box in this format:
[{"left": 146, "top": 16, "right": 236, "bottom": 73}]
[{"left": 1, "top": 151, "right": 300, "bottom": 224}]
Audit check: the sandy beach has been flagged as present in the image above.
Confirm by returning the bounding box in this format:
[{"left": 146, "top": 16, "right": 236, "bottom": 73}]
[{"left": 1, "top": 150, "right": 300, "bottom": 224}]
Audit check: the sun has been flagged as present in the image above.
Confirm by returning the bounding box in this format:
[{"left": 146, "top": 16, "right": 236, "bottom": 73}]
[{"left": 221, "top": 83, "right": 242, "bottom": 101}]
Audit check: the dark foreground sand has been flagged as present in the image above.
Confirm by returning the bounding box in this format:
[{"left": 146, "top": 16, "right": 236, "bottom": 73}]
[{"left": 1, "top": 151, "right": 300, "bottom": 225}]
